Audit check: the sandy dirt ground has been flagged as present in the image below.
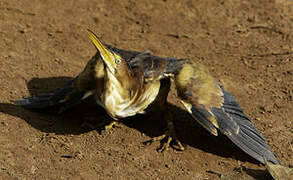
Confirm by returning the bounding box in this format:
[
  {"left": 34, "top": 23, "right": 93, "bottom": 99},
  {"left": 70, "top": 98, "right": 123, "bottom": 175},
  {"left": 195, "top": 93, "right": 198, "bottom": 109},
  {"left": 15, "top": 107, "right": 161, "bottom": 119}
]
[{"left": 0, "top": 0, "right": 293, "bottom": 179}]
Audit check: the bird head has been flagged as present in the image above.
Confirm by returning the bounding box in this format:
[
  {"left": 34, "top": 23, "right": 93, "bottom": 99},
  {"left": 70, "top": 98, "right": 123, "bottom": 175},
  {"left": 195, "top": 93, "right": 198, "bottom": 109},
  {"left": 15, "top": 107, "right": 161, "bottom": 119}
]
[{"left": 88, "top": 30, "right": 134, "bottom": 90}]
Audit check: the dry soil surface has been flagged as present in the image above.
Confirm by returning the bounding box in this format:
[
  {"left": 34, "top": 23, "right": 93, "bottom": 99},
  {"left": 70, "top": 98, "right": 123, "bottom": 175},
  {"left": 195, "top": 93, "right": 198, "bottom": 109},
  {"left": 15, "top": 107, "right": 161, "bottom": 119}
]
[{"left": 0, "top": 0, "right": 293, "bottom": 179}]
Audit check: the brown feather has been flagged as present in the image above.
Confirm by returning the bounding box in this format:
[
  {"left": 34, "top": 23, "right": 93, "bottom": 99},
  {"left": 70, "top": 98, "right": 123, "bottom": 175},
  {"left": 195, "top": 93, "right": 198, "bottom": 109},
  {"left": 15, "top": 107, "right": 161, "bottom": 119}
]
[{"left": 175, "top": 60, "right": 224, "bottom": 135}]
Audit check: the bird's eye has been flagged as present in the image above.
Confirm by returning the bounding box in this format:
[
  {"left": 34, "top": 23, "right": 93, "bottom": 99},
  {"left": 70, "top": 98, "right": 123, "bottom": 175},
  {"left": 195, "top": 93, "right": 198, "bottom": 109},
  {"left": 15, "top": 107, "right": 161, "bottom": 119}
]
[{"left": 115, "top": 59, "right": 121, "bottom": 64}]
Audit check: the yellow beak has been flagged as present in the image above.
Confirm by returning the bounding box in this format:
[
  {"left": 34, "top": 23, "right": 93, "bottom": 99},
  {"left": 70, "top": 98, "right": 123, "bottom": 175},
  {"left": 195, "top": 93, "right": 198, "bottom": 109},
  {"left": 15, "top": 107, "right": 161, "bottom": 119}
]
[{"left": 88, "top": 30, "right": 116, "bottom": 72}]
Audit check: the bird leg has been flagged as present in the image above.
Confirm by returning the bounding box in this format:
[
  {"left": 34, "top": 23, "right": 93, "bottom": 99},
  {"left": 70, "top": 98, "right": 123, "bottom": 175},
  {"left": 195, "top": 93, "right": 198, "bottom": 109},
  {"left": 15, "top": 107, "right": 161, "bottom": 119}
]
[
  {"left": 143, "top": 79, "right": 185, "bottom": 152},
  {"left": 145, "top": 120, "right": 185, "bottom": 152},
  {"left": 101, "top": 120, "right": 120, "bottom": 131},
  {"left": 82, "top": 118, "right": 120, "bottom": 132}
]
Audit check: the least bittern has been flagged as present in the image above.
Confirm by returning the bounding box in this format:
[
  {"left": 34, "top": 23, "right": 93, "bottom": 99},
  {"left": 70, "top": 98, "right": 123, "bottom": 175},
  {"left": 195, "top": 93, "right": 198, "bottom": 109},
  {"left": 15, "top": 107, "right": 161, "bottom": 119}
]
[{"left": 13, "top": 30, "right": 279, "bottom": 165}]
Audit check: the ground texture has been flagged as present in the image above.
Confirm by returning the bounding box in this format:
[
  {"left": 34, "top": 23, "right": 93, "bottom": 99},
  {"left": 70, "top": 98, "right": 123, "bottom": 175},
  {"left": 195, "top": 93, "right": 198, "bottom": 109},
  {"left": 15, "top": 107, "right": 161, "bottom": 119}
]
[{"left": 0, "top": 0, "right": 293, "bottom": 179}]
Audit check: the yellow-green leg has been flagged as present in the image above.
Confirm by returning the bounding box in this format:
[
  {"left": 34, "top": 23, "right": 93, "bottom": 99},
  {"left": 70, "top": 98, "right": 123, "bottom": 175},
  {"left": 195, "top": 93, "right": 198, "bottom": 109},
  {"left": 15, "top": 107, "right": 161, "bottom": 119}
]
[
  {"left": 144, "top": 79, "right": 185, "bottom": 152},
  {"left": 82, "top": 118, "right": 120, "bottom": 132},
  {"left": 145, "top": 120, "right": 185, "bottom": 152}
]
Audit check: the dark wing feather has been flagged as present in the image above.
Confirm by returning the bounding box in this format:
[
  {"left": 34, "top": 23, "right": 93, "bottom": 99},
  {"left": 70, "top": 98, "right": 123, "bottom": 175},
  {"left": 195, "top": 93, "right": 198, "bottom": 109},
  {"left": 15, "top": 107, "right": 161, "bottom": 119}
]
[
  {"left": 13, "top": 93, "right": 57, "bottom": 109},
  {"left": 12, "top": 53, "right": 103, "bottom": 112},
  {"left": 213, "top": 87, "right": 279, "bottom": 164},
  {"left": 13, "top": 78, "right": 75, "bottom": 109},
  {"left": 191, "top": 106, "right": 219, "bottom": 135},
  {"left": 175, "top": 60, "right": 279, "bottom": 164},
  {"left": 12, "top": 77, "right": 89, "bottom": 113}
]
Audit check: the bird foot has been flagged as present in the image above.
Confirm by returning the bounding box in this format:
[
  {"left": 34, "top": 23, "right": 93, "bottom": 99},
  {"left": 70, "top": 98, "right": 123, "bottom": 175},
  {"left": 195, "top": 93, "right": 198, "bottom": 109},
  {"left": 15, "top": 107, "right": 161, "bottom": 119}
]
[
  {"left": 103, "top": 121, "right": 120, "bottom": 131},
  {"left": 82, "top": 119, "right": 120, "bottom": 133},
  {"left": 143, "top": 122, "right": 185, "bottom": 152}
]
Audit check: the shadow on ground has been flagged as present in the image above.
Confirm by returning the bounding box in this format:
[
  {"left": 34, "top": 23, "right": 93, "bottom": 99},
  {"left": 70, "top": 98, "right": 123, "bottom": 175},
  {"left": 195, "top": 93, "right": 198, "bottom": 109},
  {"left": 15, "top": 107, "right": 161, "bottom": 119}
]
[{"left": 1, "top": 76, "right": 260, "bottom": 165}]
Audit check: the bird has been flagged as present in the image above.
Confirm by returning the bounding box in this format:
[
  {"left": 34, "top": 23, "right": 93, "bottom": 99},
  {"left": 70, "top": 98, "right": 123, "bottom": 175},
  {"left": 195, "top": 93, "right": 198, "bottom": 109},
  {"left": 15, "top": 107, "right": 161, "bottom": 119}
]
[{"left": 13, "top": 30, "right": 280, "bottom": 165}]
